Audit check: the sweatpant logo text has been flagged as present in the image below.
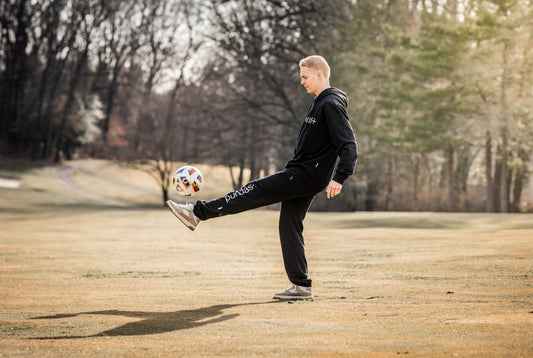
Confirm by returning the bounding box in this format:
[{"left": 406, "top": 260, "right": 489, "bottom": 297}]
[{"left": 225, "top": 184, "right": 255, "bottom": 203}]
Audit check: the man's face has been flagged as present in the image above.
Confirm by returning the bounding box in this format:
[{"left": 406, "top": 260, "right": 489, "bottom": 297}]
[{"left": 300, "top": 66, "right": 320, "bottom": 95}]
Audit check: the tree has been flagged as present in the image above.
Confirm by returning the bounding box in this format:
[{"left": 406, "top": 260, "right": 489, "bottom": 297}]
[
  {"left": 131, "top": 0, "right": 180, "bottom": 153},
  {"left": 208, "top": 0, "right": 352, "bottom": 182},
  {"left": 90, "top": 1, "right": 143, "bottom": 144},
  {"left": 0, "top": 0, "right": 33, "bottom": 154},
  {"left": 54, "top": 0, "right": 109, "bottom": 161},
  {"left": 474, "top": 0, "right": 533, "bottom": 212},
  {"left": 123, "top": 0, "right": 205, "bottom": 204},
  {"left": 32, "top": 0, "right": 86, "bottom": 160},
  {"left": 0, "top": 0, "right": 110, "bottom": 159}
]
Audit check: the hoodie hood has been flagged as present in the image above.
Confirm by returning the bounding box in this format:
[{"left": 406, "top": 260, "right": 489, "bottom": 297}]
[{"left": 314, "top": 87, "right": 348, "bottom": 107}]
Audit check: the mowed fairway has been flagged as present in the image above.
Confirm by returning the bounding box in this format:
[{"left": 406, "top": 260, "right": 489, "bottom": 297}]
[{"left": 1, "top": 161, "right": 532, "bottom": 357}]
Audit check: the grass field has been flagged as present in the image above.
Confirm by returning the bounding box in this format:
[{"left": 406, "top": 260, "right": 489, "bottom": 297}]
[{"left": 1, "top": 160, "right": 532, "bottom": 357}]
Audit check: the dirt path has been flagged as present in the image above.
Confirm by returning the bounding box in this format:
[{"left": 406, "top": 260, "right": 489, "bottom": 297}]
[
  {"left": 55, "top": 161, "right": 167, "bottom": 208},
  {"left": 70, "top": 162, "right": 161, "bottom": 195},
  {"left": 55, "top": 164, "right": 131, "bottom": 207}
]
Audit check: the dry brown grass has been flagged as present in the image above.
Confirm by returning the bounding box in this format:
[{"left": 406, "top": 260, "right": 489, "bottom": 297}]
[{"left": 1, "top": 161, "right": 532, "bottom": 357}]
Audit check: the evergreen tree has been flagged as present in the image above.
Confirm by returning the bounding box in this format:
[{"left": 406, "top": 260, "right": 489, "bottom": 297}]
[{"left": 473, "top": 0, "right": 533, "bottom": 212}]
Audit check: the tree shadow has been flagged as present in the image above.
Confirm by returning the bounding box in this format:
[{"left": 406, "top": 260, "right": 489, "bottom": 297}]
[{"left": 30, "top": 301, "right": 279, "bottom": 339}]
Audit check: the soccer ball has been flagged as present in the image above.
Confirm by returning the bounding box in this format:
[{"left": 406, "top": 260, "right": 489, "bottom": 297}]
[{"left": 172, "top": 165, "right": 203, "bottom": 196}]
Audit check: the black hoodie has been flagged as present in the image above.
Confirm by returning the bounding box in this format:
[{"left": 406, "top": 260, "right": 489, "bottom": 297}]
[{"left": 285, "top": 87, "right": 357, "bottom": 188}]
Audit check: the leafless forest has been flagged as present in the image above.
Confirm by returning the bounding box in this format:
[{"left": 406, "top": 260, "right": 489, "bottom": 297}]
[{"left": 1, "top": 0, "right": 532, "bottom": 211}]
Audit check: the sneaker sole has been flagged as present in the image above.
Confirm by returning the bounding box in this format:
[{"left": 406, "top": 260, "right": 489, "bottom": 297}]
[
  {"left": 273, "top": 295, "right": 313, "bottom": 300},
  {"left": 165, "top": 202, "right": 196, "bottom": 231}
]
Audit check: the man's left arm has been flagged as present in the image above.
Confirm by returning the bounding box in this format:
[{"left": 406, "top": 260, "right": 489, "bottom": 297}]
[{"left": 323, "top": 101, "right": 358, "bottom": 198}]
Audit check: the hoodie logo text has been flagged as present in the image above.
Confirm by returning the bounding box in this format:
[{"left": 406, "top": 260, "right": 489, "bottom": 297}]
[{"left": 305, "top": 116, "right": 317, "bottom": 124}]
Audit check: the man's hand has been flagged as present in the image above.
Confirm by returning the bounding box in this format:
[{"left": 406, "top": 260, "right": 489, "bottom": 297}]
[{"left": 326, "top": 180, "right": 342, "bottom": 199}]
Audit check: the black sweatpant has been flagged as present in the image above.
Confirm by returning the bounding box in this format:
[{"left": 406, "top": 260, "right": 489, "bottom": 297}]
[{"left": 193, "top": 170, "right": 325, "bottom": 287}]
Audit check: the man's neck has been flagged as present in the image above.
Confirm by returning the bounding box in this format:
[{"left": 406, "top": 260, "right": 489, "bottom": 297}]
[{"left": 314, "top": 83, "right": 331, "bottom": 97}]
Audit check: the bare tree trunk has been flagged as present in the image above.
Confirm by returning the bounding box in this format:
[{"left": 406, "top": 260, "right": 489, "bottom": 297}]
[
  {"left": 102, "top": 63, "right": 121, "bottom": 143},
  {"left": 156, "top": 160, "right": 172, "bottom": 205},
  {"left": 493, "top": 144, "right": 502, "bottom": 212},
  {"left": 0, "top": 0, "right": 30, "bottom": 153},
  {"left": 499, "top": 40, "right": 510, "bottom": 213},
  {"left": 511, "top": 173, "right": 523, "bottom": 212},
  {"left": 365, "top": 182, "right": 378, "bottom": 211},
  {"left": 456, "top": 143, "right": 476, "bottom": 212},
  {"left": 499, "top": 130, "right": 509, "bottom": 212},
  {"left": 385, "top": 154, "right": 394, "bottom": 211},
  {"left": 485, "top": 130, "right": 494, "bottom": 212},
  {"left": 511, "top": 149, "right": 528, "bottom": 212},
  {"left": 228, "top": 165, "right": 237, "bottom": 190},
  {"left": 446, "top": 145, "right": 455, "bottom": 212},
  {"left": 43, "top": 51, "right": 72, "bottom": 159},
  {"left": 431, "top": 0, "right": 439, "bottom": 14},
  {"left": 43, "top": 23, "right": 80, "bottom": 159},
  {"left": 248, "top": 120, "right": 260, "bottom": 181},
  {"left": 413, "top": 155, "right": 420, "bottom": 211},
  {"left": 55, "top": 45, "right": 90, "bottom": 162},
  {"left": 32, "top": 58, "right": 52, "bottom": 159},
  {"left": 161, "top": 184, "right": 169, "bottom": 203},
  {"left": 237, "top": 156, "right": 245, "bottom": 189},
  {"left": 34, "top": 1, "right": 79, "bottom": 159}
]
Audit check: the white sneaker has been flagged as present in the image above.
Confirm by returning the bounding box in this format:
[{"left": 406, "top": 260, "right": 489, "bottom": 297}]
[
  {"left": 165, "top": 200, "right": 200, "bottom": 231},
  {"left": 273, "top": 284, "right": 313, "bottom": 300}
]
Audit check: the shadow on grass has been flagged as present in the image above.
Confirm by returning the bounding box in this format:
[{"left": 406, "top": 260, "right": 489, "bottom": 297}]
[
  {"left": 30, "top": 301, "right": 281, "bottom": 339},
  {"left": 0, "top": 161, "right": 48, "bottom": 174}
]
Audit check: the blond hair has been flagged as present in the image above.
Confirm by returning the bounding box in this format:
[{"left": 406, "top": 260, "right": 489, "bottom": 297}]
[{"left": 299, "top": 55, "right": 330, "bottom": 80}]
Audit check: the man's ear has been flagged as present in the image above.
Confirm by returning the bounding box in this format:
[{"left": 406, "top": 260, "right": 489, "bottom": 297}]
[{"left": 317, "top": 71, "right": 323, "bottom": 80}]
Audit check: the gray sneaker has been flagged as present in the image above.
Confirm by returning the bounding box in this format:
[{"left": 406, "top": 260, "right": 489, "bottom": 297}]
[
  {"left": 165, "top": 200, "right": 200, "bottom": 231},
  {"left": 273, "top": 284, "right": 313, "bottom": 300}
]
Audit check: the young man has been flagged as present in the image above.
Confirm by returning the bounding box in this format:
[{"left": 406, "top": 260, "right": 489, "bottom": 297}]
[{"left": 166, "top": 55, "right": 357, "bottom": 300}]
